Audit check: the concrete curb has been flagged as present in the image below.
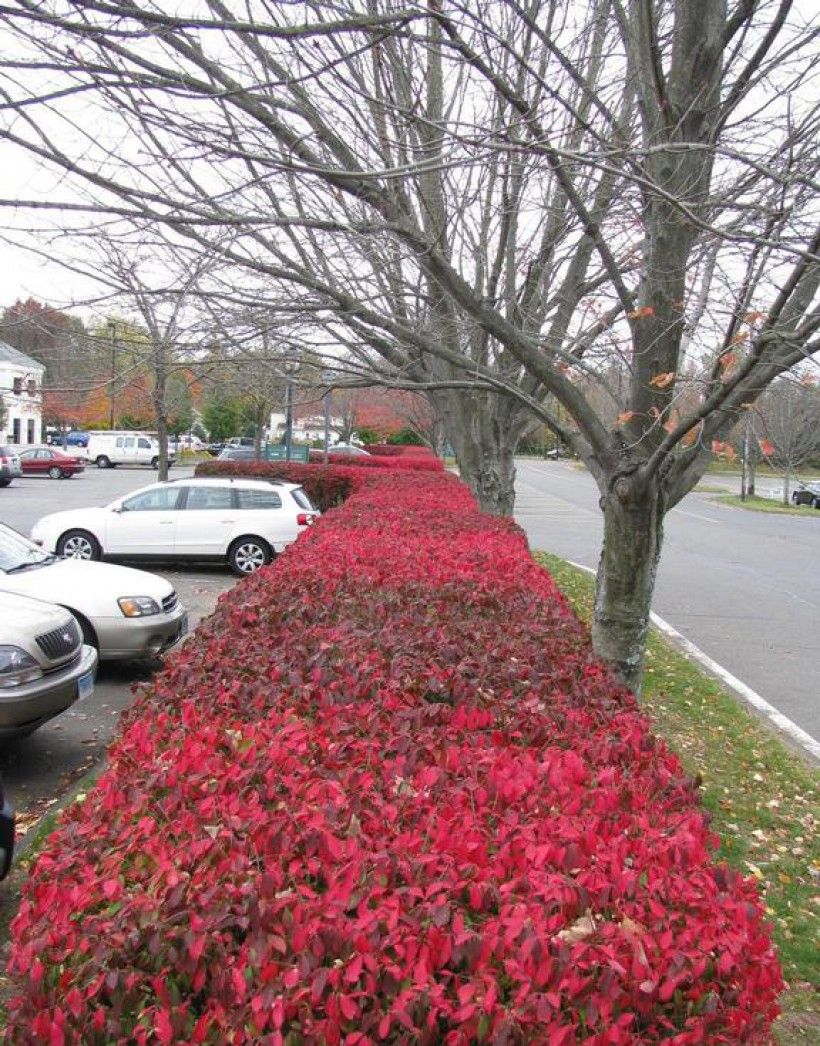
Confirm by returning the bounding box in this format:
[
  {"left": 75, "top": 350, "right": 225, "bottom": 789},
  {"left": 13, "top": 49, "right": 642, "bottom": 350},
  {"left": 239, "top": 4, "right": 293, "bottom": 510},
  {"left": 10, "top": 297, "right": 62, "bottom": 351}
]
[{"left": 567, "top": 561, "right": 820, "bottom": 767}]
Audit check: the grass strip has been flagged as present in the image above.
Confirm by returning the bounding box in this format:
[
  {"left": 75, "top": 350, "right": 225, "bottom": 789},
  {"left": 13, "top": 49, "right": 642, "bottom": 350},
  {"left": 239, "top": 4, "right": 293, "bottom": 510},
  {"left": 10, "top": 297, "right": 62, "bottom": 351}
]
[
  {"left": 713, "top": 494, "right": 820, "bottom": 516},
  {"left": 534, "top": 552, "right": 819, "bottom": 1043}
]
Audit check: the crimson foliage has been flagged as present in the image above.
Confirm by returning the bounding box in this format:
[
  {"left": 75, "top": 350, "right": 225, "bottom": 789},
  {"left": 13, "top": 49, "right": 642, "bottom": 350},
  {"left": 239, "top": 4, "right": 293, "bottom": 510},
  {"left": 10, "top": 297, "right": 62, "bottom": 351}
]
[
  {"left": 365, "top": 445, "right": 436, "bottom": 459},
  {"left": 306, "top": 451, "right": 443, "bottom": 471},
  {"left": 5, "top": 470, "right": 782, "bottom": 1044}
]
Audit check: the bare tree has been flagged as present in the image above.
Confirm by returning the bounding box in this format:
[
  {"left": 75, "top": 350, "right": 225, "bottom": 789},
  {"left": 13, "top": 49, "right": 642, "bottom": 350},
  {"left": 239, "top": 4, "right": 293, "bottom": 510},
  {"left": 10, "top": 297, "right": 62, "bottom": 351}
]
[
  {"left": 1, "top": 1, "right": 818, "bottom": 689},
  {"left": 757, "top": 375, "right": 820, "bottom": 502}
]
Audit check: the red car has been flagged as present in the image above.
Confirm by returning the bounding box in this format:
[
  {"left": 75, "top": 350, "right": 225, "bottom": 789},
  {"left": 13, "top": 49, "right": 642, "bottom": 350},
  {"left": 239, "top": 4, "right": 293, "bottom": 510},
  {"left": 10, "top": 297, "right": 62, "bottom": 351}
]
[{"left": 18, "top": 446, "right": 85, "bottom": 479}]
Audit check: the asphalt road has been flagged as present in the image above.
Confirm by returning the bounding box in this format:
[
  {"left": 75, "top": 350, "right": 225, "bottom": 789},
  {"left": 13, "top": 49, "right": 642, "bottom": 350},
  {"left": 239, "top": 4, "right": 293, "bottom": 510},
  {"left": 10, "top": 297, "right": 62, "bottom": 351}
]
[
  {"left": 514, "top": 459, "right": 819, "bottom": 744},
  {"left": 0, "top": 465, "right": 236, "bottom": 834}
]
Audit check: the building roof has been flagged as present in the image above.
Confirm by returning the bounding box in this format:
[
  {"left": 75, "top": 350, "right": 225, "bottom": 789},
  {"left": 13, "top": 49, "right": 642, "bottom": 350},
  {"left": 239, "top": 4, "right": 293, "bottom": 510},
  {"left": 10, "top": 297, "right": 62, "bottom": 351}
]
[{"left": 0, "top": 341, "right": 45, "bottom": 372}]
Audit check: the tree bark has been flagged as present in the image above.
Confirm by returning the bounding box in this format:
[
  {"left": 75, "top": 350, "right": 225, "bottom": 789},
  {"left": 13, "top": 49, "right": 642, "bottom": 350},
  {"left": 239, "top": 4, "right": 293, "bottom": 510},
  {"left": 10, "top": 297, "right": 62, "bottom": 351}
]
[
  {"left": 439, "top": 390, "right": 524, "bottom": 517},
  {"left": 459, "top": 438, "right": 517, "bottom": 517},
  {"left": 592, "top": 473, "right": 664, "bottom": 694}
]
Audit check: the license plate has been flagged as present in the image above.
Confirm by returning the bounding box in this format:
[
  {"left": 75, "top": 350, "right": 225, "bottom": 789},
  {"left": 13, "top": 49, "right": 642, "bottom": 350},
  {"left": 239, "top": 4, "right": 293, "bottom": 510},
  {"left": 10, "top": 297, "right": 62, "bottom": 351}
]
[
  {"left": 179, "top": 613, "right": 189, "bottom": 637},
  {"left": 78, "top": 670, "right": 94, "bottom": 701}
]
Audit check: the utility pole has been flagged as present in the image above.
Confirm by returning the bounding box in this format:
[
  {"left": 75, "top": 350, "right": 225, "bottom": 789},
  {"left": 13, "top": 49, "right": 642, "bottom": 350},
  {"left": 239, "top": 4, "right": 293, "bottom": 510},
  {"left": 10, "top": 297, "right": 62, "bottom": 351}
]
[
  {"left": 107, "top": 320, "right": 117, "bottom": 430},
  {"left": 282, "top": 345, "right": 300, "bottom": 461},
  {"left": 321, "top": 370, "right": 334, "bottom": 465}
]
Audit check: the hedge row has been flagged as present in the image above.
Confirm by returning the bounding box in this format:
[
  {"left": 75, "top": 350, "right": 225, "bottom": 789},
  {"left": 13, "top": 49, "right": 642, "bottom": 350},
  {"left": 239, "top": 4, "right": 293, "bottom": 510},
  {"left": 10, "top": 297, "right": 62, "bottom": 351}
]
[
  {"left": 5, "top": 466, "right": 782, "bottom": 1043},
  {"left": 306, "top": 451, "right": 444, "bottom": 471},
  {"left": 364, "top": 445, "right": 437, "bottom": 459}
]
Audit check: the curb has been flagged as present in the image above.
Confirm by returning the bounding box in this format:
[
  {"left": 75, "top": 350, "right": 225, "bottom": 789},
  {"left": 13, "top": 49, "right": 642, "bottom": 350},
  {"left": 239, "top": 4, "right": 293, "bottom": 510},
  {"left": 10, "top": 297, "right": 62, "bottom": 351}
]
[{"left": 567, "top": 561, "right": 820, "bottom": 767}]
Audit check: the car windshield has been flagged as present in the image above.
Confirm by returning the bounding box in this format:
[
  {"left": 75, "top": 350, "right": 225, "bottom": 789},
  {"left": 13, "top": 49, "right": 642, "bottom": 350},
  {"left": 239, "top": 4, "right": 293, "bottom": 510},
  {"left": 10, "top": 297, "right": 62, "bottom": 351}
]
[{"left": 0, "top": 526, "right": 57, "bottom": 573}]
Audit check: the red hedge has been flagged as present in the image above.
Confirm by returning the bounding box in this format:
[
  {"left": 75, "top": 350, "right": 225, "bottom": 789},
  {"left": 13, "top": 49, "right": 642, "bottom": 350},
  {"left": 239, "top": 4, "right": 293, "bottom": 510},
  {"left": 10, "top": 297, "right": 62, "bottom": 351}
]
[
  {"left": 306, "top": 451, "right": 443, "bottom": 471},
  {"left": 365, "top": 444, "right": 436, "bottom": 458},
  {"left": 5, "top": 469, "right": 782, "bottom": 1043}
]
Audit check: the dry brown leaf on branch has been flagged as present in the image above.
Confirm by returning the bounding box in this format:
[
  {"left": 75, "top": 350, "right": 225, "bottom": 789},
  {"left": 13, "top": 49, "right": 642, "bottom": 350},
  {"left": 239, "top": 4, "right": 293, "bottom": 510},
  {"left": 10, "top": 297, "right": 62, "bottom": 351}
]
[{"left": 649, "top": 371, "right": 676, "bottom": 389}]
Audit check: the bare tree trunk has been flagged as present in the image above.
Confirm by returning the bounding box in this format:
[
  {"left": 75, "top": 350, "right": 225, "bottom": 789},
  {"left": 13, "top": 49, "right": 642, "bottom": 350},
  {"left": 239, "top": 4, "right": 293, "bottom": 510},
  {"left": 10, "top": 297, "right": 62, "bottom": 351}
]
[
  {"left": 457, "top": 435, "right": 518, "bottom": 516},
  {"left": 437, "top": 390, "right": 523, "bottom": 516},
  {"left": 592, "top": 474, "right": 664, "bottom": 693},
  {"left": 153, "top": 387, "right": 170, "bottom": 482}
]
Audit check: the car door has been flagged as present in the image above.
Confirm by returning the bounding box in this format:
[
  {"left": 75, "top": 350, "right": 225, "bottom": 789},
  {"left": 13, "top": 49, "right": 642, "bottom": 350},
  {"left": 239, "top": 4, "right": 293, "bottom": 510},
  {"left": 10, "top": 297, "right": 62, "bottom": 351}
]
[
  {"left": 174, "top": 485, "right": 238, "bottom": 556},
  {"left": 104, "top": 484, "right": 183, "bottom": 555}
]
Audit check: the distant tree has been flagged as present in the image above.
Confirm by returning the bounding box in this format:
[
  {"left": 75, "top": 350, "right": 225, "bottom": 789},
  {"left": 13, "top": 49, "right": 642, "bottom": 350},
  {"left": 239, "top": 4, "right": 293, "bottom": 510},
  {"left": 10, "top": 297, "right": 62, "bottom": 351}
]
[
  {"left": 201, "top": 389, "right": 246, "bottom": 442},
  {"left": 756, "top": 377, "right": 820, "bottom": 503}
]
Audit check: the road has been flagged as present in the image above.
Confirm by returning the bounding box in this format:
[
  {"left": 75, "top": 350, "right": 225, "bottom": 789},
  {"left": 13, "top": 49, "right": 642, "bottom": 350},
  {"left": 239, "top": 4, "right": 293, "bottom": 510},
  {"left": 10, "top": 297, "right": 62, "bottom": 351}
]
[
  {"left": 0, "top": 465, "right": 236, "bottom": 834},
  {"left": 514, "top": 459, "right": 819, "bottom": 744}
]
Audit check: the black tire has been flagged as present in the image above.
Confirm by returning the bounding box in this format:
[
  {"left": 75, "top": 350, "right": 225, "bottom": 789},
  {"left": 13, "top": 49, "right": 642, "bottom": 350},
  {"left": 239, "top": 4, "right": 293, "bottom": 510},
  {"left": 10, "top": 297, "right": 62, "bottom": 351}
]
[
  {"left": 56, "top": 529, "right": 102, "bottom": 561},
  {"left": 95, "top": 455, "right": 111, "bottom": 469},
  {"left": 48, "top": 465, "right": 62, "bottom": 479},
  {"left": 228, "top": 536, "right": 272, "bottom": 576},
  {"left": 151, "top": 456, "right": 159, "bottom": 469},
  {"left": 0, "top": 480, "right": 10, "bottom": 488}
]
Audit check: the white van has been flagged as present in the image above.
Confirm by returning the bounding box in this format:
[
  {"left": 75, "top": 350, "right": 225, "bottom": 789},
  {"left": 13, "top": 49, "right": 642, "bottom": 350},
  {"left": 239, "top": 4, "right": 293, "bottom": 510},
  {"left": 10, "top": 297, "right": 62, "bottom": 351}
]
[{"left": 77, "top": 431, "right": 175, "bottom": 470}]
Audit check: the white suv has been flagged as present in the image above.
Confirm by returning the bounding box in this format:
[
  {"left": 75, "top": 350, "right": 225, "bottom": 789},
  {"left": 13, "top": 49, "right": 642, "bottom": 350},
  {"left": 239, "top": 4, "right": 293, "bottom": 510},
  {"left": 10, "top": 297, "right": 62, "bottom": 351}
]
[{"left": 31, "top": 478, "right": 319, "bottom": 575}]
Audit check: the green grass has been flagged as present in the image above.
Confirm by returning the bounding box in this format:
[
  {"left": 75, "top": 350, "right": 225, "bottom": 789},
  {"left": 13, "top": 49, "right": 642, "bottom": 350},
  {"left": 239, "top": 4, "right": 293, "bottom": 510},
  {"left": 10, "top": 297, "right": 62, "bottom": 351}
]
[
  {"left": 707, "top": 463, "right": 820, "bottom": 479},
  {"left": 535, "top": 551, "right": 819, "bottom": 1042},
  {"left": 714, "top": 494, "right": 819, "bottom": 517}
]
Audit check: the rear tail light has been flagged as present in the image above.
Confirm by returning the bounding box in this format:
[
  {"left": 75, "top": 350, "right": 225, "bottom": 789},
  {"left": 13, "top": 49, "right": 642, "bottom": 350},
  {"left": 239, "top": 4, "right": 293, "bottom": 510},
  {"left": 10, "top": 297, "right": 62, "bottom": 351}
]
[{"left": 297, "top": 513, "right": 316, "bottom": 526}]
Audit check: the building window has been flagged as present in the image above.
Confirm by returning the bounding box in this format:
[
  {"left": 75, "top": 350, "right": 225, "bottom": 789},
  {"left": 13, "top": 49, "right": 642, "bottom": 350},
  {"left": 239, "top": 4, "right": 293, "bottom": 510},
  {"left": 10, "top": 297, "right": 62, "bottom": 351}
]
[
  {"left": 12, "top": 377, "right": 22, "bottom": 395},
  {"left": 12, "top": 419, "right": 21, "bottom": 444},
  {"left": 27, "top": 379, "right": 37, "bottom": 396},
  {"left": 27, "top": 419, "right": 36, "bottom": 444}
]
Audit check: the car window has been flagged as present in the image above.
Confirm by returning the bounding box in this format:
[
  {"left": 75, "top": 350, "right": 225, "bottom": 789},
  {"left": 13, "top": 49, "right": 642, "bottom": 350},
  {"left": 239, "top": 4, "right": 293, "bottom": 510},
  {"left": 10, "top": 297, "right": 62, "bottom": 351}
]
[
  {"left": 236, "top": 488, "right": 282, "bottom": 510},
  {"left": 37, "top": 449, "right": 51, "bottom": 459},
  {"left": 18, "top": 449, "right": 35, "bottom": 460},
  {"left": 184, "top": 486, "right": 235, "bottom": 510},
  {"left": 138, "top": 438, "right": 152, "bottom": 449},
  {"left": 121, "top": 487, "right": 182, "bottom": 512},
  {"left": 291, "top": 487, "right": 315, "bottom": 511}
]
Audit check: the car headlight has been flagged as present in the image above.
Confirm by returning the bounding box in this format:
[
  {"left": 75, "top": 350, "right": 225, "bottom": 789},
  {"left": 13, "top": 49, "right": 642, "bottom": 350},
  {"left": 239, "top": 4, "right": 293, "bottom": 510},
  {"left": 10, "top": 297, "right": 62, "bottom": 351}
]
[
  {"left": 0, "top": 646, "right": 43, "bottom": 689},
  {"left": 118, "top": 596, "right": 160, "bottom": 618}
]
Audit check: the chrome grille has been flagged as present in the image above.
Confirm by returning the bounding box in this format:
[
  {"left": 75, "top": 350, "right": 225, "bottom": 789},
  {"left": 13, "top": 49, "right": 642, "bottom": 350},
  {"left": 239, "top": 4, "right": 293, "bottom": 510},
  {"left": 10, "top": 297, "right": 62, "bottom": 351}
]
[
  {"left": 162, "top": 591, "right": 178, "bottom": 614},
  {"left": 36, "top": 618, "right": 81, "bottom": 661}
]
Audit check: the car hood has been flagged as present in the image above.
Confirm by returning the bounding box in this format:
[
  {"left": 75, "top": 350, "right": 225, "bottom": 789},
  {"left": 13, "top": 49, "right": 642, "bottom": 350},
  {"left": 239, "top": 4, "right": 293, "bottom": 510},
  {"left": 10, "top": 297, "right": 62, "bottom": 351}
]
[
  {"left": 0, "top": 557, "right": 173, "bottom": 615},
  {"left": 0, "top": 589, "right": 74, "bottom": 632}
]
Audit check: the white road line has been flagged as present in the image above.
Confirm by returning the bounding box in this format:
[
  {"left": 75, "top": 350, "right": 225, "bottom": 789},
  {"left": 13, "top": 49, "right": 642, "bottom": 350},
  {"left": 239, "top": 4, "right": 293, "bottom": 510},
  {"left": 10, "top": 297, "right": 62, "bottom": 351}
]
[
  {"left": 671, "top": 509, "right": 721, "bottom": 524},
  {"left": 566, "top": 560, "right": 820, "bottom": 764}
]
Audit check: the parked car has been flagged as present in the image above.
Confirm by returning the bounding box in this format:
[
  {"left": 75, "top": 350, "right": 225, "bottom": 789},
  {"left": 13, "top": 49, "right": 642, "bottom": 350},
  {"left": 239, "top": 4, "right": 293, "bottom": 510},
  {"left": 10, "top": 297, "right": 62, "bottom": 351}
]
[
  {"left": 791, "top": 481, "right": 820, "bottom": 508},
  {"left": 208, "top": 436, "right": 254, "bottom": 457},
  {"left": 30, "top": 477, "right": 319, "bottom": 576},
  {"left": 0, "top": 523, "right": 187, "bottom": 660},
  {"left": 0, "top": 445, "right": 22, "bottom": 487},
  {"left": 73, "top": 431, "right": 174, "bottom": 470},
  {"left": 0, "top": 778, "right": 12, "bottom": 878},
  {"left": 18, "top": 446, "right": 86, "bottom": 479},
  {"left": 327, "top": 443, "right": 370, "bottom": 457},
  {"left": 0, "top": 590, "right": 97, "bottom": 738},
  {"left": 216, "top": 446, "right": 258, "bottom": 462}
]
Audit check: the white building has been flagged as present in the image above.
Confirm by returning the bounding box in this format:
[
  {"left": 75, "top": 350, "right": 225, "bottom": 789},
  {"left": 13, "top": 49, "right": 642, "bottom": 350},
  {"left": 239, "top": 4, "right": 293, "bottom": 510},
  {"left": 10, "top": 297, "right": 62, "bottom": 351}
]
[
  {"left": 0, "top": 342, "right": 44, "bottom": 446},
  {"left": 268, "top": 411, "right": 344, "bottom": 443}
]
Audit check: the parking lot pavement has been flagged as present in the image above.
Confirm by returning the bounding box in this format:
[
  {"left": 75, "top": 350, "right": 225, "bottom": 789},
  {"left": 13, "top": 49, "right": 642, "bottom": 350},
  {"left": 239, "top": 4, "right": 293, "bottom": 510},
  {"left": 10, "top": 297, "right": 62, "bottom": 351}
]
[{"left": 0, "top": 466, "right": 237, "bottom": 834}]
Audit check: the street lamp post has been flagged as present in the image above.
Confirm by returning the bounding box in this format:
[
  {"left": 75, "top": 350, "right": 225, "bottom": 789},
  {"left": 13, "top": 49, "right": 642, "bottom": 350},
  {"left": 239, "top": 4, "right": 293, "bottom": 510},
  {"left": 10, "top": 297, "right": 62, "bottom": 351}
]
[
  {"left": 282, "top": 346, "right": 300, "bottom": 461},
  {"left": 107, "top": 320, "right": 117, "bottom": 430},
  {"left": 320, "top": 369, "right": 335, "bottom": 465}
]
